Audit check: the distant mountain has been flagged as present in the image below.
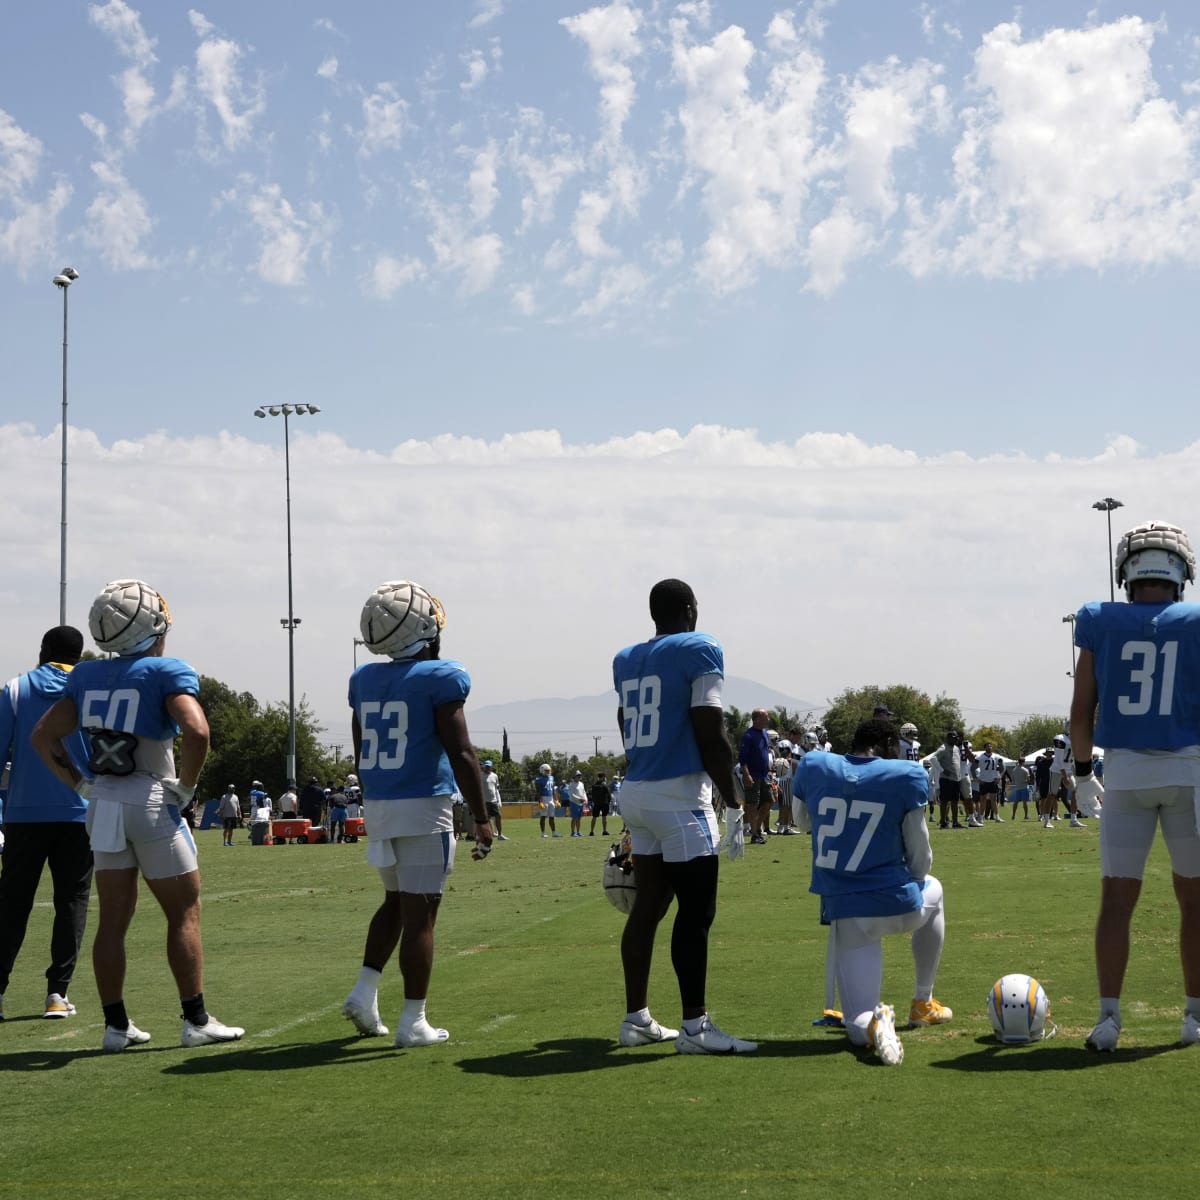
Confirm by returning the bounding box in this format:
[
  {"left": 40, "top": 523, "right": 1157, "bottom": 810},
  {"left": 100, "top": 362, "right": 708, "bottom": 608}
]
[{"left": 468, "top": 676, "right": 823, "bottom": 759}]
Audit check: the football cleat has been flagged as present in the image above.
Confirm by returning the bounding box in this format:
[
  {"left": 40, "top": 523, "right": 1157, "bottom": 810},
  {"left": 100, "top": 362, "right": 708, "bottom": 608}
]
[
  {"left": 359, "top": 581, "right": 446, "bottom": 660},
  {"left": 812, "top": 1008, "right": 845, "bottom": 1028},
  {"left": 102, "top": 1022, "right": 151, "bottom": 1052},
  {"left": 867, "top": 1003, "right": 904, "bottom": 1065},
  {"left": 1182, "top": 1013, "right": 1200, "bottom": 1046},
  {"left": 909, "top": 997, "right": 953, "bottom": 1027},
  {"left": 1086, "top": 1015, "right": 1121, "bottom": 1052},
  {"left": 675, "top": 1016, "right": 757, "bottom": 1055},
  {"left": 181, "top": 1016, "right": 245, "bottom": 1047},
  {"left": 395, "top": 1018, "right": 449, "bottom": 1047},
  {"left": 619, "top": 1017, "right": 679, "bottom": 1046},
  {"left": 342, "top": 994, "right": 388, "bottom": 1037}
]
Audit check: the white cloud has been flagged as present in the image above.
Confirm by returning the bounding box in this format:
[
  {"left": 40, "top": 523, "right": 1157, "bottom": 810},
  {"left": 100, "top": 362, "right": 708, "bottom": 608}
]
[
  {"left": 574, "top": 261, "right": 647, "bottom": 316},
  {"left": 461, "top": 48, "right": 489, "bottom": 91},
  {"left": 89, "top": 0, "right": 157, "bottom": 66},
  {"left": 899, "top": 17, "right": 1200, "bottom": 279},
  {"left": 561, "top": 1, "right": 642, "bottom": 156},
  {"left": 190, "top": 12, "right": 266, "bottom": 151},
  {"left": 3, "top": 421, "right": 1189, "bottom": 757},
  {"left": 510, "top": 109, "right": 581, "bottom": 232},
  {"left": 358, "top": 84, "right": 408, "bottom": 156},
  {"left": 510, "top": 283, "right": 536, "bottom": 314},
  {"left": 671, "top": 16, "right": 825, "bottom": 292},
  {"left": 243, "top": 183, "right": 333, "bottom": 287},
  {"left": 428, "top": 207, "right": 504, "bottom": 293},
  {"left": 83, "top": 160, "right": 154, "bottom": 269},
  {"left": 0, "top": 111, "right": 72, "bottom": 273},
  {"left": 467, "top": 142, "right": 500, "bottom": 223},
  {"left": 468, "top": 0, "right": 505, "bottom": 30},
  {"left": 317, "top": 56, "right": 338, "bottom": 80},
  {"left": 364, "top": 253, "right": 426, "bottom": 299}
]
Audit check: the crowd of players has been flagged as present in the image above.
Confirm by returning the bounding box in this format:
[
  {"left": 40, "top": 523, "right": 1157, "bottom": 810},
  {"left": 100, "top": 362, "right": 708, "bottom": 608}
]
[{"left": 3, "top": 516, "right": 1200, "bottom": 1062}]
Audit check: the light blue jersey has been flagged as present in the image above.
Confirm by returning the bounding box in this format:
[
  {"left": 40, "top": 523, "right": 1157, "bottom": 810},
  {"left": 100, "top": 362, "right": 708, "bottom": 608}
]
[
  {"left": 0, "top": 663, "right": 91, "bottom": 822},
  {"left": 612, "top": 631, "right": 723, "bottom": 781},
  {"left": 348, "top": 658, "right": 470, "bottom": 800},
  {"left": 793, "top": 754, "right": 928, "bottom": 920},
  {"left": 1075, "top": 600, "right": 1200, "bottom": 749},
  {"left": 66, "top": 655, "right": 198, "bottom": 780}
]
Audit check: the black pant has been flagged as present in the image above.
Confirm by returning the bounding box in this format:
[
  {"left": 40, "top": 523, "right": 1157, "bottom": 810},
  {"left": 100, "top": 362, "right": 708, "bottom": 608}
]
[{"left": 0, "top": 822, "right": 94, "bottom": 996}]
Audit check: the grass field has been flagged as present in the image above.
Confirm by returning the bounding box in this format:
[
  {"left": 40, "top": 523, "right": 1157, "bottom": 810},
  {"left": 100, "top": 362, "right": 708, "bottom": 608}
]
[{"left": 1, "top": 813, "right": 1198, "bottom": 1199}]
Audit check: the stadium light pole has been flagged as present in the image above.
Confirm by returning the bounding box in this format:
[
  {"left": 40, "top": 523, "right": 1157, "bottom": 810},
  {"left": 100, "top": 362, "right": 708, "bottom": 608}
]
[
  {"left": 1092, "top": 497, "right": 1124, "bottom": 602},
  {"left": 53, "top": 267, "right": 80, "bottom": 624},
  {"left": 1062, "top": 613, "right": 1076, "bottom": 677},
  {"left": 254, "top": 403, "right": 321, "bottom": 784},
  {"left": 353, "top": 638, "right": 366, "bottom": 669}
]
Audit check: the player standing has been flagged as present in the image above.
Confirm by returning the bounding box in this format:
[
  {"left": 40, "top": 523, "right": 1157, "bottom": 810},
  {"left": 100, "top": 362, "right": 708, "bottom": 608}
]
[
  {"left": 341, "top": 581, "right": 491, "bottom": 1047},
  {"left": 612, "top": 579, "right": 755, "bottom": 1054},
  {"left": 32, "top": 580, "right": 243, "bottom": 1051},
  {"left": 793, "top": 718, "right": 952, "bottom": 1066},
  {"left": 1070, "top": 521, "right": 1200, "bottom": 1050}
]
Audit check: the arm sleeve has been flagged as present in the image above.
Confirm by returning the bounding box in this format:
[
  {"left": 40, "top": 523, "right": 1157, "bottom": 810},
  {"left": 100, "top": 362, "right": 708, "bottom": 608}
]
[
  {"left": 0, "top": 680, "right": 16, "bottom": 763},
  {"left": 901, "top": 808, "right": 932, "bottom": 879}
]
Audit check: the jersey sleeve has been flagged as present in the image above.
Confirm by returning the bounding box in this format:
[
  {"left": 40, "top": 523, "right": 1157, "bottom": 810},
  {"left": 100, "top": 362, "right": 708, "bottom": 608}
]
[
  {"left": 683, "top": 635, "right": 724, "bottom": 682},
  {"left": 161, "top": 659, "right": 200, "bottom": 698},
  {"left": 430, "top": 661, "right": 471, "bottom": 706},
  {"left": 1074, "top": 602, "right": 1101, "bottom": 652}
]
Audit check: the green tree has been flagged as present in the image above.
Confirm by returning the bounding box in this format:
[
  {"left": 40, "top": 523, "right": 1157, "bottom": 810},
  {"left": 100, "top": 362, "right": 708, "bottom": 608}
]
[
  {"left": 819, "top": 685, "right": 963, "bottom": 755},
  {"left": 967, "top": 724, "right": 1012, "bottom": 754},
  {"left": 1006, "top": 714, "right": 1069, "bottom": 758}
]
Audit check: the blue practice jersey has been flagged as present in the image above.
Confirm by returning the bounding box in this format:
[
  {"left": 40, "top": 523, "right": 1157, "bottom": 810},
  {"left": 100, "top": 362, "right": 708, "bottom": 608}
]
[
  {"left": 613, "top": 631, "right": 723, "bottom": 781},
  {"left": 1075, "top": 600, "right": 1200, "bottom": 749},
  {"left": 0, "top": 663, "right": 91, "bottom": 823},
  {"left": 793, "top": 753, "right": 928, "bottom": 920},
  {"left": 535, "top": 773, "right": 555, "bottom": 798},
  {"left": 349, "top": 658, "right": 470, "bottom": 800},
  {"left": 66, "top": 655, "right": 198, "bottom": 779}
]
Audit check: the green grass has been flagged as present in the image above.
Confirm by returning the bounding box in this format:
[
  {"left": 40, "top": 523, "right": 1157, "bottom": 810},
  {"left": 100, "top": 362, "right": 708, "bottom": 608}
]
[{"left": 1, "top": 814, "right": 1196, "bottom": 1199}]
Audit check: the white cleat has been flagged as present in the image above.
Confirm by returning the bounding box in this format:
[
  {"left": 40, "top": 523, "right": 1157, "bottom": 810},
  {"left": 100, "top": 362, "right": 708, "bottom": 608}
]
[
  {"left": 1182, "top": 1013, "right": 1200, "bottom": 1046},
  {"left": 619, "top": 1017, "right": 680, "bottom": 1046},
  {"left": 675, "top": 1015, "right": 757, "bottom": 1055},
  {"left": 868, "top": 1003, "right": 904, "bottom": 1066},
  {"left": 181, "top": 1016, "right": 245, "bottom": 1047},
  {"left": 342, "top": 994, "right": 389, "bottom": 1037},
  {"left": 1086, "top": 1015, "right": 1121, "bottom": 1052},
  {"left": 395, "top": 1018, "right": 449, "bottom": 1047},
  {"left": 102, "top": 1022, "right": 151, "bottom": 1052}
]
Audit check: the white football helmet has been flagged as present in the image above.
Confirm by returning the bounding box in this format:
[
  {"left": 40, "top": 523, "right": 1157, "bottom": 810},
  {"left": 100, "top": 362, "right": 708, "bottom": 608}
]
[
  {"left": 988, "top": 974, "right": 1050, "bottom": 1044},
  {"left": 602, "top": 835, "right": 636, "bottom": 914},
  {"left": 359, "top": 580, "right": 446, "bottom": 659},
  {"left": 1115, "top": 520, "right": 1196, "bottom": 600},
  {"left": 900, "top": 722, "right": 918, "bottom": 741},
  {"left": 539, "top": 763, "right": 552, "bottom": 775},
  {"left": 88, "top": 579, "right": 172, "bottom": 656}
]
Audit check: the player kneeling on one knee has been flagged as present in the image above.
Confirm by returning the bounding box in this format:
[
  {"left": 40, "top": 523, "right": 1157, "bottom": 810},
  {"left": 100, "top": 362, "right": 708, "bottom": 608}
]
[{"left": 793, "top": 717, "right": 952, "bottom": 1066}]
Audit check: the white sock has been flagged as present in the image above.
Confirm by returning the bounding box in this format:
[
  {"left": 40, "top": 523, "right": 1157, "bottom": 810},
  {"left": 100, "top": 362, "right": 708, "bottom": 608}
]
[
  {"left": 681, "top": 1015, "right": 706, "bottom": 1036},
  {"left": 1099, "top": 997, "right": 1121, "bottom": 1024},
  {"left": 351, "top": 966, "right": 382, "bottom": 1002},
  {"left": 1186, "top": 996, "right": 1200, "bottom": 1018},
  {"left": 625, "top": 1007, "right": 652, "bottom": 1026},
  {"left": 401, "top": 998, "right": 427, "bottom": 1025}
]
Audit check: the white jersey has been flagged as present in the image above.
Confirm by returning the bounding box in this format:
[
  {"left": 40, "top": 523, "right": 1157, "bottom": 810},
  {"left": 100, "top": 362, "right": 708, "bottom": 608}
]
[
  {"left": 900, "top": 738, "right": 921, "bottom": 762},
  {"left": 976, "top": 754, "right": 1004, "bottom": 783}
]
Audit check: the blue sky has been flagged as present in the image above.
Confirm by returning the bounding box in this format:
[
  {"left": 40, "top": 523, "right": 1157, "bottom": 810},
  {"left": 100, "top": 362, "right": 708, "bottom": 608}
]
[{"left": 3, "top": 2, "right": 1200, "bottom": 757}]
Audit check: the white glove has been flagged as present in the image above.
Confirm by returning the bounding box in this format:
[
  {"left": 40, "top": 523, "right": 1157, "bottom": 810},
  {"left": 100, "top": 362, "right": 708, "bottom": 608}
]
[
  {"left": 1074, "top": 776, "right": 1104, "bottom": 817},
  {"left": 75, "top": 778, "right": 92, "bottom": 801},
  {"left": 161, "top": 778, "right": 196, "bottom": 806},
  {"left": 721, "top": 808, "right": 745, "bottom": 861}
]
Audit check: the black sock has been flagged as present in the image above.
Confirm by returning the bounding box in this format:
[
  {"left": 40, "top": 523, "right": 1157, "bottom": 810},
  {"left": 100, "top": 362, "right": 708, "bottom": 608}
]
[
  {"left": 181, "top": 993, "right": 209, "bottom": 1026},
  {"left": 103, "top": 1001, "right": 129, "bottom": 1031}
]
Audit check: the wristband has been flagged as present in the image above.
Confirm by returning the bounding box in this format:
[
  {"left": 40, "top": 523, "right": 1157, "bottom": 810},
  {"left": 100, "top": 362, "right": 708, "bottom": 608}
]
[
  {"left": 1074, "top": 763, "right": 1092, "bottom": 778},
  {"left": 474, "top": 814, "right": 490, "bottom": 823}
]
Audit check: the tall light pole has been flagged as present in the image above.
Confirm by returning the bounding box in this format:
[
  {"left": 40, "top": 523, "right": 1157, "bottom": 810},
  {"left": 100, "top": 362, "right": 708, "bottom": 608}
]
[
  {"left": 353, "top": 638, "right": 366, "bottom": 669},
  {"left": 254, "top": 403, "right": 321, "bottom": 784},
  {"left": 1062, "top": 613, "right": 1076, "bottom": 677},
  {"left": 1092, "top": 497, "right": 1124, "bottom": 602},
  {"left": 53, "top": 267, "right": 80, "bottom": 624}
]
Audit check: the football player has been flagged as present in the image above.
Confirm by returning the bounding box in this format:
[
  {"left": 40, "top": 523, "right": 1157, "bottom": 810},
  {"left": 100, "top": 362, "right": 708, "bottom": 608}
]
[
  {"left": 1050, "top": 733, "right": 1083, "bottom": 828},
  {"left": 32, "top": 580, "right": 243, "bottom": 1052},
  {"left": 898, "top": 722, "right": 921, "bottom": 762},
  {"left": 612, "top": 579, "right": 755, "bottom": 1054},
  {"left": 976, "top": 742, "right": 1005, "bottom": 823},
  {"left": 793, "top": 718, "right": 952, "bottom": 1066},
  {"left": 341, "top": 581, "right": 491, "bottom": 1047},
  {"left": 1070, "top": 521, "right": 1200, "bottom": 1051},
  {"left": 535, "top": 763, "right": 561, "bottom": 838}
]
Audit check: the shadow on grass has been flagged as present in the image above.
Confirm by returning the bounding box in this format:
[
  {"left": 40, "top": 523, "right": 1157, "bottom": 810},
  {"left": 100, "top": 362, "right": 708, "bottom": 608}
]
[
  {"left": 161, "top": 1038, "right": 398, "bottom": 1075},
  {"left": 456, "top": 1035, "right": 846, "bottom": 1078},
  {"left": 931, "top": 1034, "right": 1182, "bottom": 1071},
  {"left": 0, "top": 1047, "right": 109, "bottom": 1071}
]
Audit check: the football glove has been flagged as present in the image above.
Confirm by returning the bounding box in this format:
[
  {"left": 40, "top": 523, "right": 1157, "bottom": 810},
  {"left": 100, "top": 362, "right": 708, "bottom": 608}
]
[
  {"left": 1074, "top": 776, "right": 1104, "bottom": 817},
  {"left": 75, "top": 778, "right": 92, "bottom": 801},
  {"left": 161, "top": 778, "right": 196, "bottom": 806},
  {"left": 721, "top": 807, "right": 745, "bottom": 861}
]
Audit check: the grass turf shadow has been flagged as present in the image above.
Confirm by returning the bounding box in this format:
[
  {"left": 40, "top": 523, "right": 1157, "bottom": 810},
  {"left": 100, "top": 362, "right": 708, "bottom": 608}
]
[
  {"left": 160, "top": 1037, "right": 400, "bottom": 1075},
  {"left": 930, "top": 1034, "right": 1182, "bottom": 1071}
]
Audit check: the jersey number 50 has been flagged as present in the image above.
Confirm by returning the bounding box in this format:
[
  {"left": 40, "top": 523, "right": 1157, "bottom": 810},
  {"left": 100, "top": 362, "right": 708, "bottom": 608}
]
[{"left": 621, "top": 676, "right": 661, "bottom": 750}]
